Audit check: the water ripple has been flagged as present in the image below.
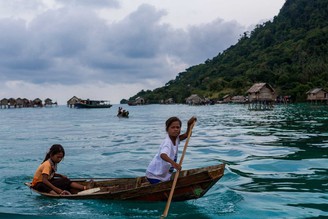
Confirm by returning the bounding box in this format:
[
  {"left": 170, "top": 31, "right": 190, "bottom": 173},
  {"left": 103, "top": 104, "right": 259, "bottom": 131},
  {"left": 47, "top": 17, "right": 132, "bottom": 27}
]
[{"left": 0, "top": 104, "right": 327, "bottom": 218}]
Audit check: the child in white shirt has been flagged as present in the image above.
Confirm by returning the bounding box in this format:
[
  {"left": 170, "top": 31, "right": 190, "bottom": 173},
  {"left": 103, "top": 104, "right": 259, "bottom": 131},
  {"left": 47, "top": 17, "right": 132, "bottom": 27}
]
[{"left": 146, "top": 116, "right": 197, "bottom": 184}]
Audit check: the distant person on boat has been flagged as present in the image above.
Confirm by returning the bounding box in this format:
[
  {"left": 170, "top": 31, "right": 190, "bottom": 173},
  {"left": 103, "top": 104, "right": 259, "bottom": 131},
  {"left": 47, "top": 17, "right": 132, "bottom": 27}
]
[
  {"left": 118, "top": 107, "right": 123, "bottom": 115},
  {"left": 146, "top": 116, "right": 197, "bottom": 184},
  {"left": 31, "top": 144, "right": 93, "bottom": 195},
  {"left": 117, "top": 107, "right": 129, "bottom": 118}
]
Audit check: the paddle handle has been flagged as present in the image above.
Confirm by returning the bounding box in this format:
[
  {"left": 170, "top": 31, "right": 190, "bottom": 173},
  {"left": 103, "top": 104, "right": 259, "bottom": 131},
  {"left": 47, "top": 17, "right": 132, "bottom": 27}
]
[
  {"left": 178, "top": 122, "right": 195, "bottom": 166},
  {"left": 161, "top": 121, "right": 195, "bottom": 218}
]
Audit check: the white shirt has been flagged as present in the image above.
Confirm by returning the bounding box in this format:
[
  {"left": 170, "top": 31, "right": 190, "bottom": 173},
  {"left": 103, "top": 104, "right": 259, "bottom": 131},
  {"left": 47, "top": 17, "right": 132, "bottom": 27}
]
[{"left": 146, "top": 134, "right": 180, "bottom": 181}]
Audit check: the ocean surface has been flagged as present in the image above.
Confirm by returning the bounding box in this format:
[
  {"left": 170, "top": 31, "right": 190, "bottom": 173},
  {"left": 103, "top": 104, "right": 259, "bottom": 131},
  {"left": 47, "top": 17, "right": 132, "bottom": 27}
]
[{"left": 0, "top": 103, "right": 327, "bottom": 219}]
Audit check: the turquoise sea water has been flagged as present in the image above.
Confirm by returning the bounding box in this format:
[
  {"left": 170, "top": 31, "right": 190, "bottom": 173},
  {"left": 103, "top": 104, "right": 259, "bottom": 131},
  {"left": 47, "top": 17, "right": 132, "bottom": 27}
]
[{"left": 0, "top": 104, "right": 327, "bottom": 219}]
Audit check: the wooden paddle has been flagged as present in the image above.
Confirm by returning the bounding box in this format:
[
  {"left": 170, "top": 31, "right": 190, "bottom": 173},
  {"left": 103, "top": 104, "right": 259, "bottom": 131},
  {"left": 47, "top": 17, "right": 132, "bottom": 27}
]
[{"left": 161, "top": 120, "right": 196, "bottom": 218}]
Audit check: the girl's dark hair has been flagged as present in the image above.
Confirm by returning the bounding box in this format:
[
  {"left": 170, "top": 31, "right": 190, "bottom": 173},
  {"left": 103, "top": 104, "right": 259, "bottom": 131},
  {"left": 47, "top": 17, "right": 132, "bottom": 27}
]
[
  {"left": 165, "top": 117, "right": 182, "bottom": 131},
  {"left": 42, "top": 144, "right": 65, "bottom": 163}
]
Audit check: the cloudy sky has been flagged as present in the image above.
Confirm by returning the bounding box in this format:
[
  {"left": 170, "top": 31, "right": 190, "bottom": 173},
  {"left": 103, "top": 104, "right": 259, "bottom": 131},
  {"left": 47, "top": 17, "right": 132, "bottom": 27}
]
[{"left": 0, "top": 0, "right": 285, "bottom": 104}]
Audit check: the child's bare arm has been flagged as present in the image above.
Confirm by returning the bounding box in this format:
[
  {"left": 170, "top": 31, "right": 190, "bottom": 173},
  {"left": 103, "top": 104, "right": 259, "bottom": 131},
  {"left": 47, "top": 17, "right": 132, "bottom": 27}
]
[
  {"left": 160, "top": 153, "right": 181, "bottom": 171},
  {"left": 179, "top": 116, "right": 197, "bottom": 141},
  {"left": 42, "top": 174, "right": 62, "bottom": 194}
]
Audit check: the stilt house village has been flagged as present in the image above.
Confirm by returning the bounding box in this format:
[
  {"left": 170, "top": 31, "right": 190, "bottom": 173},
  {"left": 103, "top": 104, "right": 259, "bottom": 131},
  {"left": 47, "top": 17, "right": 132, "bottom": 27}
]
[
  {"left": 126, "top": 83, "right": 328, "bottom": 109},
  {"left": 0, "top": 98, "right": 57, "bottom": 108},
  {"left": 1, "top": 85, "right": 327, "bottom": 110}
]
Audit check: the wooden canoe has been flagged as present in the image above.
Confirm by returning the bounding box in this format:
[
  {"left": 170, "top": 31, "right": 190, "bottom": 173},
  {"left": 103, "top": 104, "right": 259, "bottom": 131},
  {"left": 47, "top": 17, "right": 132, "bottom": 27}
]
[{"left": 25, "top": 163, "right": 225, "bottom": 201}]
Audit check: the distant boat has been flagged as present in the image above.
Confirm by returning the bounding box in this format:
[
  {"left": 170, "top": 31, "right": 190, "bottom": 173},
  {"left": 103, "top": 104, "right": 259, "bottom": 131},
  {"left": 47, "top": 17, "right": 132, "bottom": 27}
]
[
  {"left": 74, "top": 99, "right": 112, "bottom": 109},
  {"left": 117, "top": 113, "right": 129, "bottom": 118},
  {"left": 117, "top": 107, "right": 129, "bottom": 118}
]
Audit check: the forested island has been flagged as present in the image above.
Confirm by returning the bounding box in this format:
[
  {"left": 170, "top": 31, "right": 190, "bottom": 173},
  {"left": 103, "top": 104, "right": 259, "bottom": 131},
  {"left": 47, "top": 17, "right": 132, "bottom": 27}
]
[{"left": 123, "top": 0, "right": 328, "bottom": 104}]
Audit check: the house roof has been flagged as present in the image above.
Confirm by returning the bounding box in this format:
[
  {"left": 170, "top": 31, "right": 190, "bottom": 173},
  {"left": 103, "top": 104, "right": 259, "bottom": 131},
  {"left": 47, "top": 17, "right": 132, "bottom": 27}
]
[
  {"left": 186, "top": 94, "right": 204, "bottom": 102},
  {"left": 67, "top": 96, "right": 81, "bottom": 103},
  {"left": 247, "top": 83, "right": 274, "bottom": 93},
  {"left": 222, "top": 94, "right": 231, "bottom": 99},
  {"left": 186, "top": 94, "right": 201, "bottom": 99},
  {"left": 231, "top": 96, "right": 245, "bottom": 100},
  {"left": 306, "top": 88, "right": 327, "bottom": 94}
]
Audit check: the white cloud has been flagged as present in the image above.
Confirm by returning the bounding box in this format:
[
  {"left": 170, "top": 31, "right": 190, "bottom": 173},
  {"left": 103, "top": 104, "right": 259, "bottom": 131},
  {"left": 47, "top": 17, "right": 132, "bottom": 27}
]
[{"left": 0, "top": 0, "right": 285, "bottom": 104}]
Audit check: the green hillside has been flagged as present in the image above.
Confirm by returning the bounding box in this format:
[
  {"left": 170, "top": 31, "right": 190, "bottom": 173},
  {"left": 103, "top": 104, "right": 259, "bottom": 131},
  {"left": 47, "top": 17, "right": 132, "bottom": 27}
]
[{"left": 125, "top": 0, "right": 328, "bottom": 104}]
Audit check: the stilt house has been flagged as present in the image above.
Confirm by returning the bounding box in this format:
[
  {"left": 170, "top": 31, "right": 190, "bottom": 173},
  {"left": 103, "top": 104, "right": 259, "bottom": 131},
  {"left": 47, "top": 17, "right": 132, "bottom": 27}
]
[
  {"left": 247, "top": 83, "right": 275, "bottom": 110},
  {"left": 186, "top": 94, "right": 204, "bottom": 105},
  {"left": 67, "top": 96, "right": 81, "bottom": 108},
  {"left": 306, "top": 88, "right": 328, "bottom": 103}
]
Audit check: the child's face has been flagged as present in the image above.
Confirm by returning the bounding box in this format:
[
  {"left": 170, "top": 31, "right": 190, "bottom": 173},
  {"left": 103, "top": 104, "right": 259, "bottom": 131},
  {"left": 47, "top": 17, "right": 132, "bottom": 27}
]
[
  {"left": 51, "top": 152, "right": 64, "bottom": 163},
  {"left": 167, "top": 121, "right": 181, "bottom": 137}
]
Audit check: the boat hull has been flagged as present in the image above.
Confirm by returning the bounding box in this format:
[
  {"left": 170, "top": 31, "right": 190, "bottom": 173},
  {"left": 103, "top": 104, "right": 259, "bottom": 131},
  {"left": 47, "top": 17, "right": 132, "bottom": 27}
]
[
  {"left": 74, "top": 103, "right": 112, "bottom": 109},
  {"left": 117, "top": 114, "right": 129, "bottom": 118},
  {"left": 25, "top": 164, "right": 225, "bottom": 201}
]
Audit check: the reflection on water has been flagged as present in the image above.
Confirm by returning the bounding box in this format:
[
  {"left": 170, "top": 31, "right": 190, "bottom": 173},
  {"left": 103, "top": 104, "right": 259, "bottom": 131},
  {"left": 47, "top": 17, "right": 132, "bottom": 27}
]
[{"left": 0, "top": 103, "right": 327, "bottom": 218}]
